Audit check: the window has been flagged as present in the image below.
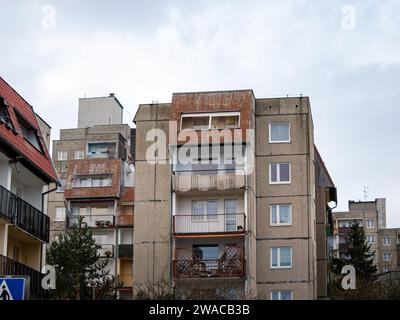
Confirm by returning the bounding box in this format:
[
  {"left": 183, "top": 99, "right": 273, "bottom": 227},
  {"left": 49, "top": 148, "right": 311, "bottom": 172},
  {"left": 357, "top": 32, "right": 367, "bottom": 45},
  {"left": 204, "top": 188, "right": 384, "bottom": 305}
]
[
  {"left": 0, "top": 96, "right": 14, "bottom": 130},
  {"left": 55, "top": 207, "right": 66, "bottom": 221},
  {"left": 269, "top": 123, "right": 290, "bottom": 143},
  {"left": 181, "top": 112, "right": 240, "bottom": 130},
  {"left": 14, "top": 112, "right": 44, "bottom": 153},
  {"left": 56, "top": 178, "right": 65, "bottom": 193},
  {"left": 367, "top": 235, "right": 375, "bottom": 244},
  {"left": 271, "top": 290, "right": 293, "bottom": 300},
  {"left": 383, "top": 253, "right": 392, "bottom": 262},
  {"left": 193, "top": 245, "right": 219, "bottom": 270},
  {"left": 58, "top": 151, "right": 67, "bottom": 161},
  {"left": 75, "top": 150, "right": 84, "bottom": 159},
  {"left": 73, "top": 175, "right": 112, "bottom": 188},
  {"left": 383, "top": 268, "right": 390, "bottom": 273},
  {"left": 192, "top": 200, "right": 218, "bottom": 221},
  {"left": 270, "top": 204, "right": 292, "bottom": 226},
  {"left": 269, "top": 163, "right": 291, "bottom": 184},
  {"left": 366, "top": 219, "right": 375, "bottom": 228},
  {"left": 271, "top": 247, "right": 292, "bottom": 268},
  {"left": 383, "top": 237, "right": 391, "bottom": 246},
  {"left": 87, "top": 142, "right": 116, "bottom": 158}
]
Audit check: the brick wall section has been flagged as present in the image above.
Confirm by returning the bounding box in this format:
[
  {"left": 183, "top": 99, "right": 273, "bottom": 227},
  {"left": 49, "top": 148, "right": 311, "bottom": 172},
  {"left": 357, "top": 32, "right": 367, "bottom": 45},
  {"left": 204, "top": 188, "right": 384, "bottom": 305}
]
[{"left": 64, "top": 159, "right": 121, "bottom": 199}]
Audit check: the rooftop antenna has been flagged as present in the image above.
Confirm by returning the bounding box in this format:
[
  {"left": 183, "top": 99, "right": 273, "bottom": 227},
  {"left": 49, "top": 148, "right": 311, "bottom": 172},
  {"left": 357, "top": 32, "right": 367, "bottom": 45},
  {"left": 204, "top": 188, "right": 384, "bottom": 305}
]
[{"left": 363, "top": 185, "right": 369, "bottom": 201}]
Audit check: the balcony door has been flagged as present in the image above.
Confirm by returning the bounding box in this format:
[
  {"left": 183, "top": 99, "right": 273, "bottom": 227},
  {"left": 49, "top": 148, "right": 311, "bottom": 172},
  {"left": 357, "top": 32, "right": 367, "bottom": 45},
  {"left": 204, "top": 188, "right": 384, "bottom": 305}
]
[{"left": 224, "top": 200, "right": 237, "bottom": 232}]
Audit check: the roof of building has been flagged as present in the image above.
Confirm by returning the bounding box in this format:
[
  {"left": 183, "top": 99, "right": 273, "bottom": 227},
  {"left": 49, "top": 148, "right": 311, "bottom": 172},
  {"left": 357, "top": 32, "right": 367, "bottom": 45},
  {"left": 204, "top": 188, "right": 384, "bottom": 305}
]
[{"left": 0, "top": 76, "right": 58, "bottom": 183}]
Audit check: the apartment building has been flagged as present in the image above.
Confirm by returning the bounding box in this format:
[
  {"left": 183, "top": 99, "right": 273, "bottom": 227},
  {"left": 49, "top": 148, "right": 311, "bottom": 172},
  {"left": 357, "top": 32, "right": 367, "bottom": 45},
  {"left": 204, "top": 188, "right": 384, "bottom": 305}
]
[
  {"left": 378, "top": 228, "right": 400, "bottom": 273},
  {"left": 0, "top": 76, "right": 58, "bottom": 298},
  {"left": 47, "top": 95, "right": 135, "bottom": 299},
  {"left": 133, "top": 90, "right": 334, "bottom": 300},
  {"left": 332, "top": 199, "right": 386, "bottom": 269}
]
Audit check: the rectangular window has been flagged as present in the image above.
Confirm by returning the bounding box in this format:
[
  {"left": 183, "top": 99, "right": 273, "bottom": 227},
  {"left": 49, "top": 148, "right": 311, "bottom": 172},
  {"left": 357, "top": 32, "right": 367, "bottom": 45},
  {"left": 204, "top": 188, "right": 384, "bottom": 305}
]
[
  {"left": 56, "top": 178, "right": 65, "bottom": 193},
  {"left": 271, "top": 247, "right": 292, "bottom": 268},
  {"left": 58, "top": 151, "right": 67, "bottom": 161},
  {"left": 270, "top": 204, "right": 292, "bottom": 226},
  {"left": 15, "top": 113, "right": 44, "bottom": 153},
  {"left": 269, "top": 163, "right": 291, "bottom": 184},
  {"left": 383, "top": 253, "right": 392, "bottom": 261},
  {"left": 366, "top": 219, "right": 375, "bottom": 228},
  {"left": 269, "top": 123, "right": 290, "bottom": 143},
  {"left": 181, "top": 112, "right": 240, "bottom": 130},
  {"left": 271, "top": 290, "right": 293, "bottom": 300},
  {"left": 55, "top": 207, "right": 66, "bottom": 221},
  {"left": 0, "top": 96, "right": 14, "bottom": 130},
  {"left": 75, "top": 150, "right": 84, "bottom": 159},
  {"left": 73, "top": 175, "right": 112, "bottom": 188},
  {"left": 192, "top": 200, "right": 218, "bottom": 221},
  {"left": 87, "top": 142, "right": 116, "bottom": 158},
  {"left": 383, "top": 237, "right": 391, "bottom": 246},
  {"left": 367, "top": 235, "right": 375, "bottom": 244}
]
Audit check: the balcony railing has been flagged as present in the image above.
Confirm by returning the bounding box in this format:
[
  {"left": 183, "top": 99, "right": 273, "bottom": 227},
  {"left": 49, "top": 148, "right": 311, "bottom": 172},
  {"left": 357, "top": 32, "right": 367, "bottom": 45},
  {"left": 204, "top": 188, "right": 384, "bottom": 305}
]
[
  {"left": 0, "top": 254, "right": 47, "bottom": 299},
  {"left": 0, "top": 185, "right": 49, "bottom": 243},
  {"left": 118, "top": 244, "right": 133, "bottom": 259},
  {"left": 117, "top": 273, "right": 133, "bottom": 288},
  {"left": 98, "top": 244, "right": 114, "bottom": 258},
  {"left": 172, "top": 169, "right": 245, "bottom": 192},
  {"left": 173, "top": 213, "right": 245, "bottom": 235},
  {"left": 173, "top": 247, "right": 245, "bottom": 279},
  {"left": 68, "top": 214, "right": 115, "bottom": 228}
]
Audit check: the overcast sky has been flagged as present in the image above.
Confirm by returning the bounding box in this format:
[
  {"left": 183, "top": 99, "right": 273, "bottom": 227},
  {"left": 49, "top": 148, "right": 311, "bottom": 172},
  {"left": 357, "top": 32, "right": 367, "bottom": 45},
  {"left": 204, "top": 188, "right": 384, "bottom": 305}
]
[{"left": 1, "top": 0, "right": 399, "bottom": 226}]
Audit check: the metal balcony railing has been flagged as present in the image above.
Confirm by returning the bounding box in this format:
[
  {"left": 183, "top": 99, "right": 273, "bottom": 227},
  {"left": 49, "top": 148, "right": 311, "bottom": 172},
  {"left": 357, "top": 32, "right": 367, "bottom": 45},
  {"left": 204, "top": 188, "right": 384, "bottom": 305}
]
[
  {"left": 67, "top": 214, "right": 115, "bottom": 228},
  {"left": 173, "top": 213, "right": 246, "bottom": 235},
  {"left": 0, "top": 185, "right": 49, "bottom": 243},
  {"left": 0, "top": 254, "right": 47, "bottom": 299},
  {"left": 118, "top": 244, "right": 133, "bottom": 259},
  {"left": 173, "top": 247, "right": 245, "bottom": 279}
]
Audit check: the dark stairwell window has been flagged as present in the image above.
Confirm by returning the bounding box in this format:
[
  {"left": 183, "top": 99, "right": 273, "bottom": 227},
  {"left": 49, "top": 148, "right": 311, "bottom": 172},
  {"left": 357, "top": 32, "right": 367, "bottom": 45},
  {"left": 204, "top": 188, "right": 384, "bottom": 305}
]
[{"left": 0, "top": 96, "right": 14, "bottom": 130}]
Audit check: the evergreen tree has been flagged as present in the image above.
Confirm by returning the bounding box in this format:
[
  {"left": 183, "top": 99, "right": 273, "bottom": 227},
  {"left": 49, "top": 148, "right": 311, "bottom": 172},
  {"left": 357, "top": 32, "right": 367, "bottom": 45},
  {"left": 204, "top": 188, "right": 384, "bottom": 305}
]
[
  {"left": 331, "top": 220, "right": 377, "bottom": 279},
  {"left": 47, "top": 216, "right": 117, "bottom": 300}
]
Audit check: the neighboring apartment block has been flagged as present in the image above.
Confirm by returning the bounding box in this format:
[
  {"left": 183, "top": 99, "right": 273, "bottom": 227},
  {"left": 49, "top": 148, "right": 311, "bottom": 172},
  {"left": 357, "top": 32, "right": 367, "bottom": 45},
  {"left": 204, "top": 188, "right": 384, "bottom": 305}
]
[
  {"left": 47, "top": 95, "right": 135, "bottom": 299},
  {"left": 0, "top": 76, "right": 58, "bottom": 298},
  {"left": 378, "top": 228, "right": 400, "bottom": 273},
  {"left": 133, "top": 90, "right": 335, "bottom": 300},
  {"left": 332, "top": 199, "right": 386, "bottom": 270}
]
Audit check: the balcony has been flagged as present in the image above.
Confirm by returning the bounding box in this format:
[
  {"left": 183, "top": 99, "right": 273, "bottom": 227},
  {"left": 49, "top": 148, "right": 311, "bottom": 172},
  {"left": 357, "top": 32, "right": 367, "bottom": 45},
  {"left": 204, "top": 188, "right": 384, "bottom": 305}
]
[
  {"left": 118, "top": 273, "right": 133, "bottom": 288},
  {"left": 118, "top": 244, "right": 133, "bottom": 259},
  {"left": 68, "top": 214, "right": 115, "bottom": 228},
  {"left": 0, "top": 185, "right": 49, "bottom": 243},
  {"left": 173, "top": 170, "right": 245, "bottom": 193},
  {"left": 173, "top": 213, "right": 245, "bottom": 236},
  {"left": 98, "top": 244, "right": 114, "bottom": 258},
  {"left": 0, "top": 254, "right": 47, "bottom": 299},
  {"left": 117, "top": 214, "right": 133, "bottom": 226},
  {"left": 173, "top": 247, "right": 245, "bottom": 279}
]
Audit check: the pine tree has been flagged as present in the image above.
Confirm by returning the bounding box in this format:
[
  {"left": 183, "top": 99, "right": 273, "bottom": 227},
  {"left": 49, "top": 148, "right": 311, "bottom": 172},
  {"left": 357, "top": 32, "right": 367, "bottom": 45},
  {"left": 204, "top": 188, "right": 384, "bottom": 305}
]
[
  {"left": 332, "top": 220, "right": 377, "bottom": 279},
  {"left": 47, "top": 216, "right": 117, "bottom": 300}
]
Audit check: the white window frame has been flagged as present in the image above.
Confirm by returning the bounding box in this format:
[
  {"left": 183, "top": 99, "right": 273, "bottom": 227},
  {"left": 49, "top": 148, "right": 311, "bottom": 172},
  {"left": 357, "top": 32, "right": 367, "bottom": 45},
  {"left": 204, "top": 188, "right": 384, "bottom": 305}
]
[
  {"left": 270, "top": 204, "right": 292, "bottom": 226},
  {"left": 269, "top": 163, "right": 291, "bottom": 184},
  {"left": 383, "top": 253, "right": 392, "bottom": 262},
  {"left": 55, "top": 207, "right": 66, "bottom": 222},
  {"left": 383, "top": 237, "right": 391, "bottom": 246},
  {"left": 180, "top": 112, "right": 241, "bottom": 131},
  {"left": 57, "top": 150, "right": 67, "bottom": 161},
  {"left": 269, "top": 123, "right": 291, "bottom": 143},
  {"left": 367, "top": 235, "right": 375, "bottom": 244},
  {"left": 270, "top": 247, "right": 292, "bottom": 269},
  {"left": 191, "top": 200, "right": 218, "bottom": 221},
  {"left": 270, "top": 290, "right": 293, "bottom": 300},
  {"left": 366, "top": 219, "right": 375, "bottom": 228},
  {"left": 74, "top": 150, "right": 84, "bottom": 159}
]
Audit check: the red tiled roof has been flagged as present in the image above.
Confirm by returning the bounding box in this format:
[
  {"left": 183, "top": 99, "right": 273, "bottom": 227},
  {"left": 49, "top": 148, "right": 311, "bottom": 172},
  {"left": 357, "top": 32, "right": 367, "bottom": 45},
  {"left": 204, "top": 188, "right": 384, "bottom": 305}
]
[{"left": 0, "top": 76, "right": 58, "bottom": 183}]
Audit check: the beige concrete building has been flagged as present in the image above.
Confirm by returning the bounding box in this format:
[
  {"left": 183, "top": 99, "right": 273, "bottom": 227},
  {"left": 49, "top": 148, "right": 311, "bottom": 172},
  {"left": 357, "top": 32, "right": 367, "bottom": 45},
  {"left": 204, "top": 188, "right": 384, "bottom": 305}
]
[
  {"left": 47, "top": 94, "right": 135, "bottom": 299},
  {"left": 378, "top": 228, "right": 400, "bottom": 273},
  {"left": 332, "top": 199, "right": 386, "bottom": 270},
  {"left": 133, "top": 90, "right": 335, "bottom": 300}
]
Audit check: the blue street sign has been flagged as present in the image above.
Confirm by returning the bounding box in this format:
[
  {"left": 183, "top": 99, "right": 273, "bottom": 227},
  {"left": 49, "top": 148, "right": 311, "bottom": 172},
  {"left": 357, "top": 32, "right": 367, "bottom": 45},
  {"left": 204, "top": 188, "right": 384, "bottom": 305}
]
[{"left": 0, "top": 277, "right": 28, "bottom": 300}]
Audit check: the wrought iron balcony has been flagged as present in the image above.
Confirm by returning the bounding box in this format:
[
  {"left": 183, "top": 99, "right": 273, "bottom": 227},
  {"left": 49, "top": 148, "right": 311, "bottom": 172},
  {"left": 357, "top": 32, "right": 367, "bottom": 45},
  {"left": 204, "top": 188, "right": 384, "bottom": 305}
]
[
  {"left": 173, "top": 247, "right": 245, "bottom": 279},
  {"left": 173, "top": 213, "right": 245, "bottom": 235},
  {"left": 67, "top": 214, "right": 115, "bottom": 228},
  {"left": 0, "top": 185, "right": 49, "bottom": 243},
  {"left": 0, "top": 254, "right": 47, "bottom": 299},
  {"left": 118, "top": 244, "right": 133, "bottom": 259}
]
